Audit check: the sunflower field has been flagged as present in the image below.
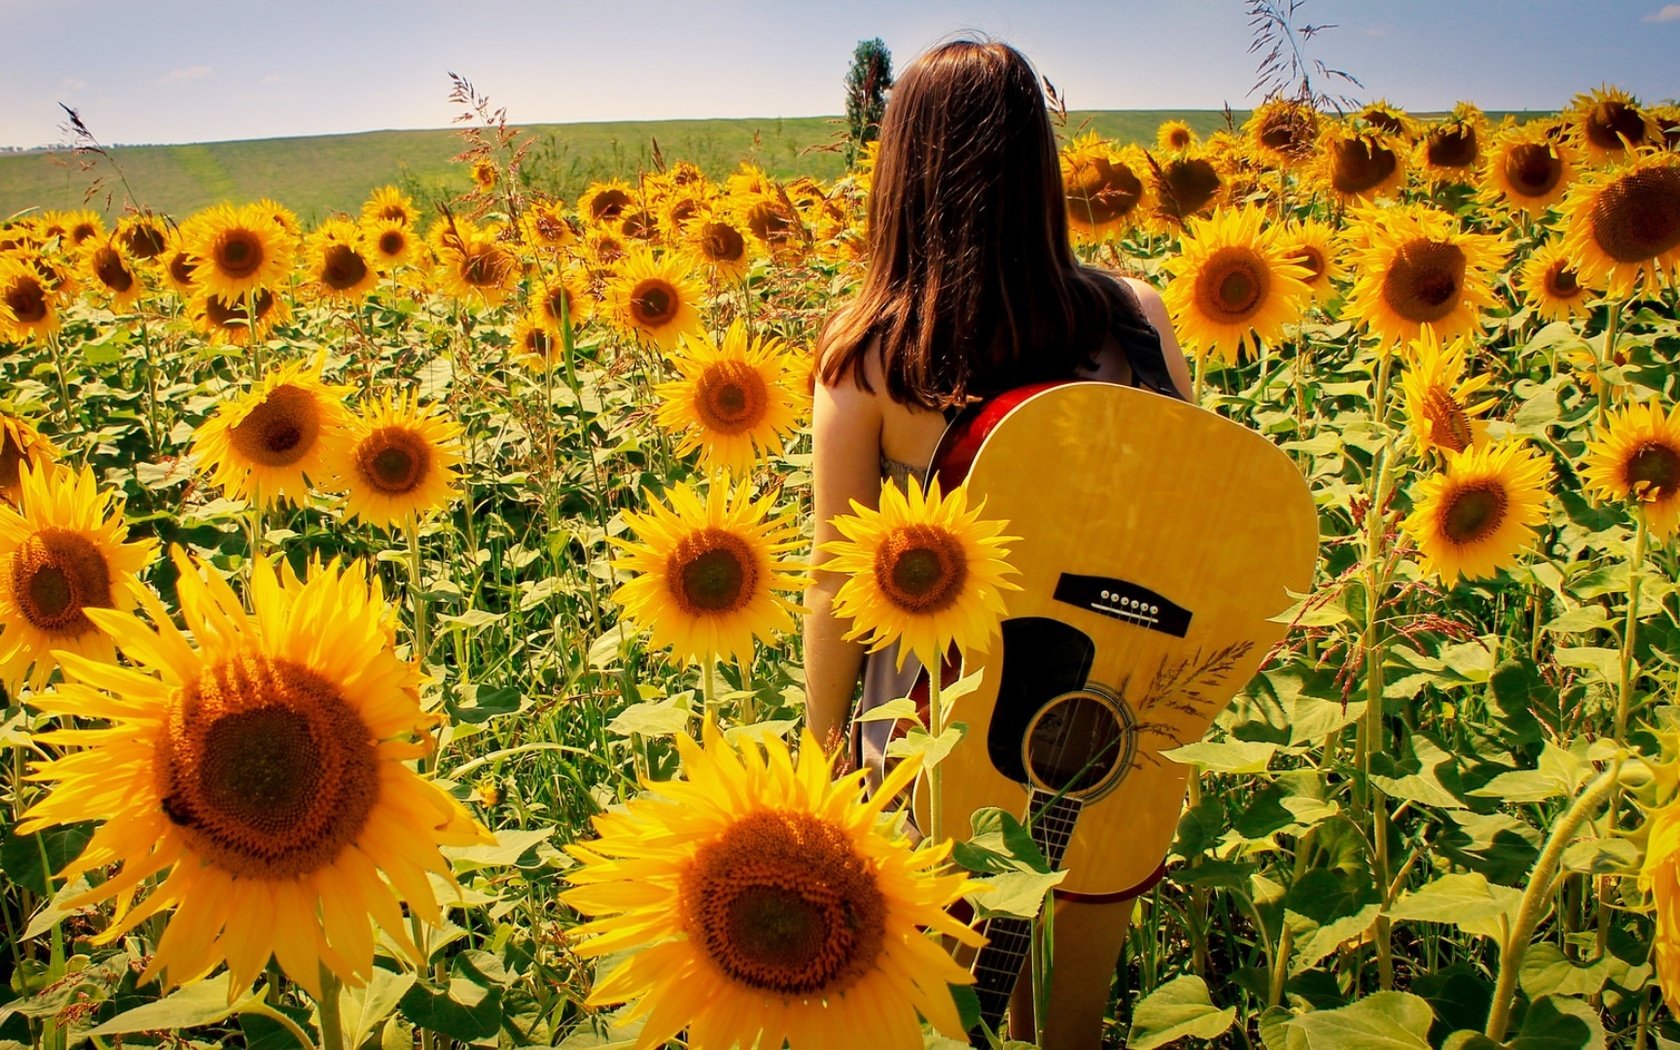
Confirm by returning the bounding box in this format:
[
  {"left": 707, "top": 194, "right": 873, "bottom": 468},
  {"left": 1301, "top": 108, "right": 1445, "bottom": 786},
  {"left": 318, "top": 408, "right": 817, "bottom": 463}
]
[{"left": 1, "top": 85, "right": 1679, "bottom": 1050}]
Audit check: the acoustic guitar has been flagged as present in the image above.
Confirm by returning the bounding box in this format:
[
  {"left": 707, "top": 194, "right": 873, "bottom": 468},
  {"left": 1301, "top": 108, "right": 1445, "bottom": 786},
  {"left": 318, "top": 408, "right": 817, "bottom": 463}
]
[{"left": 907, "top": 381, "right": 1318, "bottom": 1042}]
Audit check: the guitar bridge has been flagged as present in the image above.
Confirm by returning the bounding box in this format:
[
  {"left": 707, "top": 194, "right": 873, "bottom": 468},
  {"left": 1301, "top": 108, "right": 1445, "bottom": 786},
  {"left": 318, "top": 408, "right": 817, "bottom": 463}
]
[{"left": 1053, "top": 573, "right": 1190, "bottom": 637}]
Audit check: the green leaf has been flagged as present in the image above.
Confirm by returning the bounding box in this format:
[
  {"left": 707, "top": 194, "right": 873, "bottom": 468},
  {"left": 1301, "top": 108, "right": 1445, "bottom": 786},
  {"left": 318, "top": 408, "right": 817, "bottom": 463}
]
[
  {"left": 555, "top": 1006, "right": 645, "bottom": 1048},
  {"left": 853, "top": 696, "right": 920, "bottom": 724},
  {"left": 968, "top": 868, "right": 1066, "bottom": 920},
  {"left": 1161, "top": 739, "right": 1278, "bottom": 774},
  {"left": 445, "top": 683, "right": 523, "bottom": 725},
  {"left": 91, "top": 973, "right": 253, "bottom": 1035},
  {"left": 436, "top": 608, "right": 505, "bottom": 630},
  {"left": 884, "top": 722, "right": 965, "bottom": 769},
  {"left": 1290, "top": 904, "right": 1380, "bottom": 974},
  {"left": 1126, "top": 975, "right": 1237, "bottom": 1050},
  {"left": 1507, "top": 994, "right": 1605, "bottom": 1049},
  {"left": 1519, "top": 943, "right": 1613, "bottom": 999},
  {"left": 0, "top": 823, "right": 94, "bottom": 897},
  {"left": 441, "top": 828, "right": 552, "bottom": 870},
  {"left": 1541, "top": 606, "right": 1616, "bottom": 634},
  {"left": 1389, "top": 872, "right": 1522, "bottom": 941},
  {"left": 1553, "top": 646, "right": 1621, "bottom": 684},
  {"left": 607, "top": 698, "right": 693, "bottom": 738},
  {"left": 1284, "top": 991, "right": 1434, "bottom": 1049},
  {"left": 337, "top": 969, "right": 416, "bottom": 1050},
  {"left": 398, "top": 953, "right": 505, "bottom": 1042}
]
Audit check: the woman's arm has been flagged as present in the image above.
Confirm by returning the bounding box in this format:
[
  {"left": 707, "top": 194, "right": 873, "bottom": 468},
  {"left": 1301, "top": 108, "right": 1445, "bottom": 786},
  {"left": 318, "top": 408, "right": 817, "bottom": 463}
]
[
  {"left": 1122, "top": 277, "right": 1196, "bottom": 401},
  {"left": 803, "top": 368, "right": 884, "bottom": 754}
]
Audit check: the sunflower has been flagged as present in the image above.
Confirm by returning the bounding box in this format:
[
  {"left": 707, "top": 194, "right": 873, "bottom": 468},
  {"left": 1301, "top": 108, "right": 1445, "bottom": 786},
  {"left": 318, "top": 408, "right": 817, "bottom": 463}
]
[
  {"left": 361, "top": 217, "right": 416, "bottom": 272},
  {"left": 1357, "top": 99, "right": 1421, "bottom": 141},
  {"left": 1557, "top": 151, "right": 1680, "bottom": 298},
  {"left": 0, "top": 258, "right": 60, "bottom": 342},
  {"left": 520, "top": 198, "right": 577, "bottom": 251},
  {"left": 684, "top": 215, "right": 757, "bottom": 281},
  {"left": 1161, "top": 206, "right": 1313, "bottom": 364},
  {"left": 585, "top": 227, "right": 629, "bottom": 268},
  {"left": 661, "top": 192, "right": 709, "bottom": 235},
  {"left": 362, "top": 185, "right": 419, "bottom": 226},
  {"left": 512, "top": 314, "right": 560, "bottom": 370},
  {"left": 60, "top": 209, "right": 105, "bottom": 249},
  {"left": 432, "top": 223, "right": 518, "bottom": 306},
  {"left": 0, "top": 463, "right": 156, "bottom": 693},
  {"left": 327, "top": 394, "right": 462, "bottom": 527},
  {"left": 528, "top": 269, "right": 591, "bottom": 333},
  {"left": 188, "top": 287, "right": 292, "bottom": 347},
  {"left": 1341, "top": 205, "right": 1507, "bottom": 349},
  {"left": 1317, "top": 123, "right": 1408, "bottom": 204},
  {"left": 1400, "top": 328, "right": 1496, "bottom": 459},
  {"left": 1156, "top": 119, "right": 1198, "bottom": 153},
  {"left": 732, "top": 193, "right": 807, "bottom": 259},
  {"left": 611, "top": 481, "right": 805, "bottom": 664},
  {"left": 191, "top": 361, "right": 350, "bottom": 508},
  {"left": 1640, "top": 798, "right": 1680, "bottom": 1014},
  {"left": 619, "top": 208, "right": 660, "bottom": 243},
  {"left": 605, "top": 249, "right": 705, "bottom": 351},
  {"left": 185, "top": 203, "right": 295, "bottom": 300},
  {"left": 302, "top": 219, "right": 377, "bottom": 301},
  {"left": 654, "top": 321, "right": 804, "bottom": 476},
  {"left": 1568, "top": 86, "right": 1659, "bottom": 161},
  {"left": 1274, "top": 219, "right": 1345, "bottom": 303},
  {"left": 821, "top": 477, "right": 1018, "bottom": 673},
  {"left": 161, "top": 229, "right": 200, "bottom": 297},
  {"left": 579, "top": 181, "right": 636, "bottom": 226},
  {"left": 1402, "top": 440, "right": 1552, "bottom": 584},
  {"left": 81, "top": 237, "right": 144, "bottom": 309},
  {"left": 1582, "top": 399, "right": 1680, "bottom": 540},
  {"left": 15, "top": 550, "right": 491, "bottom": 997},
  {"left": 1482, "top": 122, "right": 1577, "bottom": 214},
  {"left": 1245, "top": 99, "right": 1320, "bottom": 168},
  {"left": 1518, "top": 238, "right": 1595, "bottom": 322},
  {"left": 0, "top": 413, "right": 57, "bottom": 504},
  {"left": 117, "top": 215, "right": 170, "bottom": 261},
  {"left": 1418, "top": 103, "right": 1488, "bottom": 187},
  {"left": 562, "top": 721, "right": 980, "bottom": 1050},
  {"left": 1150, "top": 149, "right": 1225, "bottom": 227},
  {"left": 1060, "top": 133, "right": 1150, "bottom": 240},
  {"left": 470, "top": 158, "right": 499, "bottom": 191}
]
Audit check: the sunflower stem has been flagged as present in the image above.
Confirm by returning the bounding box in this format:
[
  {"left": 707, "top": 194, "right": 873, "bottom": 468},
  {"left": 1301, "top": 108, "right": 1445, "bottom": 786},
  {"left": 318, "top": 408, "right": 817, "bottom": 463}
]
[
  {"left": 1614, "top": 511, "right": 1648, "bottom": 746},
  {"left": 315, "top": 965, "right": 345, "bottom": 1050},
  {"left": 406, "top": 515, "right": 432, "bottom": 675},
  {"left": 46, "top": 331, "right": 75, "bottom": 435},
  {"left": 927, "top": 664, "right": 945, "bottom": 847},
  {"left": 1596, "top": 300, "right": 1621, "bottom": 428},
  {"left": 703, "top": 654, "right": 720, "bottom": 724}
]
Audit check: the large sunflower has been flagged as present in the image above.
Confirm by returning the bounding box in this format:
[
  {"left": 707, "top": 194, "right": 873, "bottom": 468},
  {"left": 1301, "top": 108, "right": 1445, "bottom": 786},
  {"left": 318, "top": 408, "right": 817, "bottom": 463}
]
[
  {"left": 684, "top": 214, "right": 757, "bottom": 282},
  {"left": 0, "top": 463, "right": 156, "bottom": 693},
  {"left": 1557, "top": 151, "right": 1680, "bottom": 298},
  {"left": 191, "top": 361, "right": 351, "bottom": 508},
  {"left": 1401, "top": 328, "right": 1496, "bottom": 459},
  {"left": 821, "top": 477, "right": 1018, "bottom": 672},
  {"left": 82, "top": 237, "right": 144, "bottom": 309},
  {"left": 579, "top": 181, "right": 637, "bottom": 226},
  {"left": 512, "top": 314, "right": 560, "bottom": 371},
  {"left": 1156, "top": 119, "right": 1198, "bottom": 153},
  {"left": 562, "top": 721, "right": 980, "bottom": 1050},
  {"left": 1150, "top": 148, "right": 1226, "bottom": 228},
  {"left": 0, "top": 413, "right": 57, "bottom": 504},
  {"left": 605, "top": 249, "right": 705, "bottom": 351},
  {"left": 1402, "top": 440, "right": 1552, "bottom": 584},
  {"left": 185, "top": 203, "right": 295, "bottom": 300},
  {"left": 1418, "top": 103, "right": 1488, "bottom": 188},
  {"left": 361, "top": 217, "right": 417, "bottom": 273},
  {"left": 1341, "top": 205, "right": 1507, "bottom": 349},
  {"left": 1640, "top": 799, "right": 1680, "bottom": 1014},
  {"left": 654, "top": 321, "right": 804, "bottom": 476},
  {"left": 1518, "top": 239, "right": 1595, "bottom": 322},
  {"left": 1273, "top": 218, "right": 1345, "bottom": 304},
  {"left": 1357, "top": 99, "right": 1421, "bottom": 141},
  {"left": 1568, "top": 86, "right": 1659, "bottom": 161},
  {"left": 188, "top": 287, "right": 292, "bottom": 347},
  {"left": 1317, "top": 124, "right": 1408, "bottom": 204},
  {"left": 1482, "top": 122, "right": 1576, "bottom": 214},
  {"left": 432, "top": 222, "right": 519, "bottom": 306},
  {"left": 16, "top": 551, "right": 491, "bottom": 996},
  {"left": 302, "top": 219, "right": 377, "bottom": 302},
  {"left": 326, "top": 394, "right": 463, "bottom": 527},
  {"left": 528, "top": 269, "right": 592, "bottom": 333},
  {"left": 1060, "top": 133, "right": 1150, "bottom": 240},
  {"left": 0, "top": 257, "right": 61, "bottom": 342},
  {"left": 1161, "top": 206, "right": 1313, "bottom": 364},
  {"left": 1245, "top": 99, "right": 1320, "bottom": 168},
  {"left": 117, "top": 215, "right": 170, "bottom": 261},
  {"left": 521, "top": 198, "right": 577, "bottom": 251},
  {"left": 611, "top": 481, "right": 805, "bottom": 664},
  {"left": 1582, "top": 399, "right": 1680, "bottom": 541}
]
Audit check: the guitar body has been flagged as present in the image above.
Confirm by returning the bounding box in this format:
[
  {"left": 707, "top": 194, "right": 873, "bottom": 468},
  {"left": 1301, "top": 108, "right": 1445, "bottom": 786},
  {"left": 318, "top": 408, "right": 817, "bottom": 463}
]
[{"left": 911, "top": 382, "right": 1318, "bottom": 897}]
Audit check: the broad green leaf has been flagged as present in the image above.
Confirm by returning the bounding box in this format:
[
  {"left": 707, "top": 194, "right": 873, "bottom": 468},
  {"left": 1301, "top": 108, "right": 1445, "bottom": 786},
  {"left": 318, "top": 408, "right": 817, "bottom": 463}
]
[
  {"left": 1162, "top": 739, "right": 1278, "bottom": 774},
  {"left": 853, "top": 696, "right": 920, "bottom": 724},
  {"left": 337, "top": 969, "right": 416, "bottom": 1050},
  {"left": 1126, "top": 975, "right": 1237, "bottom": 1050},
  {"left": 436, "top": 608, "right": 505, "bottom": 630},
  {"left": 1389, "top": 872, "right": 1522, "bottom": 941},
  {"left": 91, "top": 974, "right": 253, "bottom": 1035},
  {"left": 1290, "top": 903, "right": 1380, "bottom": 974},
  {"left": 1542, "top": 606, "right": 1616, "bottom": 634},
  {"left": 1553, "top": 646, "right": 1621, "bottom": 684},
  {"left": 1284, "top": 991, "right": 1434, "bottom": 1049},
  {"left": 1519, "top": 943, "right": 1613, "bottom": 999},
  {"left": 398, "top": 953, "right": 505, "bottom": 1042},
  {"left": 884, "top": 722, "right": 965, "bottom": 769},
  {"left": 968, "top": 868, "right": 1066, "bottom": 920},
  {"left": 1507, "top": 993, "right": 1605, "bottom": 1049},
  {"left": 0, "top": 823, "right": 94, "bottom": 897},
  {"left": 607, "top": 698, "right": 694, "bottom": 738},
  {"left": 441, "top": 828, "right": 553, "bottom": 870}
]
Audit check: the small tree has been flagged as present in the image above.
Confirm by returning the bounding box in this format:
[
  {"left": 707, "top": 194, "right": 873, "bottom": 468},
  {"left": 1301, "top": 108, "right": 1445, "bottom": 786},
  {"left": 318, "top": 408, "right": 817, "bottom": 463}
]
[{"left": 844, "top": 38, "right": 893, "bottom": 166}]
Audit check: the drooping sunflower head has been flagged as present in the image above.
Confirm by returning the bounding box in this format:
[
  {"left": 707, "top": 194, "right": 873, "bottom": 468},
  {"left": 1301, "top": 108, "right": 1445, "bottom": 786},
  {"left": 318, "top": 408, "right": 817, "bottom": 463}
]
[
  {"left": 0, "top": 257, "right": 61, "bottom": 342},
  {"left": 1582, "top": 399, "right": 1680, "bottom": 540},
  {"left": 1558, "top": 151, "right": 1680, "bottom": 298},
  {"left": 1245, "top": 98, "right": 1321, "bottom": 167},
  {"left": 562, "top": 720, "right": 980, "bottom": 1050},
  {"left": 604, "top": 248, "right": 706, "bottom": 351},
  {"left": 1342, "top": 205, "right": 1508, "bottom": 349},
  {"left": 81, "top": 236, "right": 144, "bottom": 309},
  {"left": 1568, "top": 85, "right": 1659, "bottom": 160},
  {"left": 303, "top": 218, "right": 377, "bottom": 301},
  {"left": 1401, "top": 440, "right": 1553, "bottom": 585},
  {"left": 1356, "top": 99, "right": 1421, "bottom": 141},
  {"left": 731, "top": 193, "right": 807, "bottom": 259},
  {"left": 188, "top": 286, "right": 292, "bottom": 347},
  {"left": 611, "top": 481, "right": 805, "bottom": 664},
  {"left": 191, "top": 360, "right": 351, "bottom": 507},
  {"left": 0, "top": 462, "right": 157, "bottom": 693},
  {"left": 0, "top": 413, "right": 57, "bottom": 504},
  {"left": 1318, "top": 123, "right": 1408, "bottom": 204},
  {"left": 1160, "top": 206, "right": 1314, "bottom": 364},
  {"left": 327, "top": 393, "right": 462, "bottom": 528},
  {"left": 1482, "top": 122, "right": 1577, "bottom": 214},
  {"left": 1060, "top": 133, "right": 1150, "bottom": 240},
  {"left": 1400, "top": 327, "right": 1496, "bottom": 459},
  {"left": 1518, "top": 238, "right": 1596, "bottom": 323},
  {"left": 361, "top": 184, "right": 419, "bottom": 227},
  {"left": 1273, "top": 218, "right": 1346, "bottom": 303},
  {"left": 1150, "top": 148, "right": 1226, "bottom": 228},
  {"left": 653, "top": 320, "right": 805, "bottom": 476},
  {"left": 117, "top": 214, "right": 170, "bottom": 261},
  {"left": 1418, "top": 103, "right": 1488, "bottom": 186},
  {"left": 821, "top": 476, "right": 1019, "bottom": 672},
  {"left": 184, "top": 202, "right": 295, "bottom": 300},
  {"left": 579, "top": 181, "right": 636, "bottom": 226}
]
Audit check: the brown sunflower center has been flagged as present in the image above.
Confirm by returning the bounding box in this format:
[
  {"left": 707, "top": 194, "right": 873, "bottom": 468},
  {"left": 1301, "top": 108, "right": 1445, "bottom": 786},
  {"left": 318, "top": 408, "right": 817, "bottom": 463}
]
[
  {"left": 1167, "top": 127, "right": 1192, "bottom": 149},
  {"left": 3, "top": 276, "right": 48, "bottom": 324},
  {"left": 1625, "top": 441, "right": 1680, "bottom": 499},
  {"left": 70, "top": 222, "right": 98, "bottom": 246},
  {"left": 214, "top": 229, "right": 265, "bottom": 280},
  {"left": 377, "top": 230, "right": 407, "bottom": 257},
  {"left": 1426, "top": 126, "right": 1479, "bottom": 169},
  {"left": 1544, "top": 258, "right": 1583, "bottom": 300},
  {"left": 669, "top": 199, "right": 702, "bottom": 226},
  {"left": 681, "top": 810, "right": 886, "bottom": 997},
  {"left": 1586, "top": 165, "right": 1680, "bottom": 264},
  {"left": 1420, "top": 387, "right": 1474, "bottom": 453},
  {"left": 667, "top": 529, "right": 759, "bottom": 615},
  {"left": 156, "top": 654, "right": 379, "bottom": 879},
  {"left": 169, "top": 251, "right": 197, "bottom": 287},
  {"left": 8, "top": 528, "right": 113, "bottom": 635},
  {"left": 1286, "top": 244, "right": 1326, "bottom": 283},
  {"left": 1156, "top": 158, "right": 1221, "bottom": 222},
  {"left": 228, "top": 384, "right": 322, "bottom": 468},
  {"left": 589, "top": 188, "right": 632, "bottom": 222},
  {"left": 0, "top": 432, "right": 32, "bottom": 492},
  {"left": 1065, "top": 157, "right": 1144, "bottom": 226},
  {"left": 320, "top": 243, "right": 369, "bottom": 291},
  {"left": 701, "top": 222, "right": 748, "bottom": 264},
  {"left": 630, "top": 279, "right": 679, "bottom": 327},
  {"left": 1195, "top": 246, "right": 1271, "bottom": 322},
  {"left": 91, "top": 247, "right": 135, "bottom": 294},
  {"left": 458, "top": 245, "right": 513, "bottom": 288},
  {"left": 1362, "top": 109, "right": 1407, "bottom": 136},
  {"left": 621, "top": 210, "right": 658, "bottom": 240},
  {"left": 122, "top": 222, "right": 168, "bottom": 260},
  {"left": 1258, "top": 107, "right": 1318, "bottom": 157},
  {"left": 1330, "top": 136, "right": 1399, "bottom": 195},
  {"left": 524, "top": 327, "right": 555, "bottom": 359},
  {"left": 1380, "top": 239, "right": 1466, "bottom": 324},
  {"left": 378, "top": 205, "right": 409, "bottom": 223},
  {"left": 202, "top": 289, "right": 276, "bottom": 331},
  {"left": 544, "top": 287, "right": 574, "bottom": 324},
  {"left": 1503, "top": 143, "right": 1563, "bottom": 198},
  {"left": 355, "top": 427, "right": 431, "bottom": 495},
  {"left": 1586, "top": 100, "right": 1648, "bottom": 151},
  {"left": 745, "top": 201, "right": 800, "bottom": 245},
  {"left": 1439, "top": 482, "right": 1508, "bottom": 544},
  {"left": 874, "top": 523, "right": 969, "bottom": 614},
  {"left": 694, "top": 361, "right": 768, "bottom": 435}
]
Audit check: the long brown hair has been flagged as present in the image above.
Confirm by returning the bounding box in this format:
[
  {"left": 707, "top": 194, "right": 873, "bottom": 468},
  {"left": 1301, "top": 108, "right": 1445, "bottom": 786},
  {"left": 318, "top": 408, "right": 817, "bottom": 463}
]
[{"left": 818, "top": 39, "right": 1132, "bottom": 409}]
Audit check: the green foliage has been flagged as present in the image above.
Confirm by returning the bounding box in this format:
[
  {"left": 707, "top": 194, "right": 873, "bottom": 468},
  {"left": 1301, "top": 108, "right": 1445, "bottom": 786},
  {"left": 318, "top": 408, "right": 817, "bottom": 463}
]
[{"left": 844, "top": 37, "right": 893, "bottom": 165}]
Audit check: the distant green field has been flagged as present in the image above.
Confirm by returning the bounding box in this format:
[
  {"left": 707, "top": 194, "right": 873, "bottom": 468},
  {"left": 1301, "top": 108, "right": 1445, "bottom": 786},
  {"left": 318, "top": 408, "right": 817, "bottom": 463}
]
[
  {"left": 0, "top": 112, "right": 1246, "bottom": 225},
  {"left": 1, "top": 109, "right": 1546, "bottom": 226}
]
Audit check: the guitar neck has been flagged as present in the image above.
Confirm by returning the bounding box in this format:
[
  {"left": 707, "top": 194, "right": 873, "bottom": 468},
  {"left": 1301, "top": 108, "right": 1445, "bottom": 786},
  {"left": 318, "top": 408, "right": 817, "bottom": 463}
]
[{"left": 968, "top": 788, "right": 1084, "bottom": 1045}]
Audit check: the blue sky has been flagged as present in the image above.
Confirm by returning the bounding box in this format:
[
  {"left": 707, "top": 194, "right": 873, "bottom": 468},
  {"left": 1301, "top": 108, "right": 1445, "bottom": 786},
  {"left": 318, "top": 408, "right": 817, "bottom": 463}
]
[{"left": 1, "top": 0, "right": 1676, "bottom": 149}]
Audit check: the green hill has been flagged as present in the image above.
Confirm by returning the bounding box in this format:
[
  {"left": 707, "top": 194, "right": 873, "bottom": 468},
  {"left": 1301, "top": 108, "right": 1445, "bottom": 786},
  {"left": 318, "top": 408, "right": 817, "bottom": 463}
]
[{"left": 0, "top": 111, "right": 1247, "bottom": 225}]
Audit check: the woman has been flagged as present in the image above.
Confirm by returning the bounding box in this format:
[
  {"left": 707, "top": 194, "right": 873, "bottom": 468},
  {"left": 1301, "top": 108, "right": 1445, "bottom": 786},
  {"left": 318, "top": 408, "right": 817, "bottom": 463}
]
[{"left": 803, "top": 38, "right": 1195, "bottom": 1050}]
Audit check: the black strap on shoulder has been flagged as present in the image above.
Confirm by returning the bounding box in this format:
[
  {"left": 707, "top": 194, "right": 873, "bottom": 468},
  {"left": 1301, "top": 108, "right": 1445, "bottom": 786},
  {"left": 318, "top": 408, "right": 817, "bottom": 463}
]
[{"left": 1108, "top": 277, "right": 1185, "bottom": 401}]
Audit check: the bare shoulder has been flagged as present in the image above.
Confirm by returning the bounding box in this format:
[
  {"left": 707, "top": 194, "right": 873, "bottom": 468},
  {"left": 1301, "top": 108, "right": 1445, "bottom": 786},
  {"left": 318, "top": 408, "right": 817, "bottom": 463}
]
[{"left": 1118, "top": 276, "right": 1167, "bottom": 315}]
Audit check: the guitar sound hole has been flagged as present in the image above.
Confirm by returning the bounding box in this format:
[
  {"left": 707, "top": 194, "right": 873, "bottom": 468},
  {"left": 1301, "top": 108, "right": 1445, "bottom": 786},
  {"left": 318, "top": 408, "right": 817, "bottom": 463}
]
[{"left": 1024, "top": 693, "right": 1129, "bottom": 795}]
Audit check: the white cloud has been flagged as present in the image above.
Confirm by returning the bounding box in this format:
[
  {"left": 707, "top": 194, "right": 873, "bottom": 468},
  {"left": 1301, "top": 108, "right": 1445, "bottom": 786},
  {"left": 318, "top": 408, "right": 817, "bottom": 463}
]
[
  {"left": 160, "top": 65, "right": 213, "bottom": 84},
  {"left": 1644, "top": 4, "right": 1680, "bottom": 21}
]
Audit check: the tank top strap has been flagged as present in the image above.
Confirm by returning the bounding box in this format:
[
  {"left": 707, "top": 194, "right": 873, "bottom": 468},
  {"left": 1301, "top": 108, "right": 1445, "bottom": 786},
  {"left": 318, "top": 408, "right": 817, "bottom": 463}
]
[{"left": 1108, "top": 277, "right": 1185, "bottom": 401}]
